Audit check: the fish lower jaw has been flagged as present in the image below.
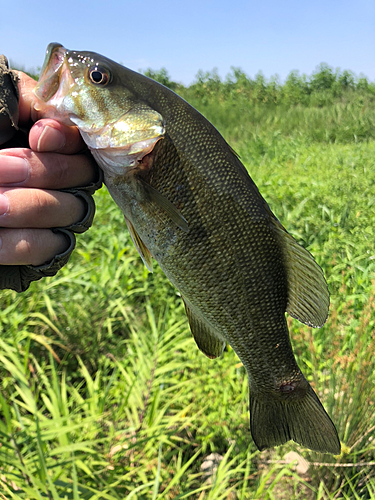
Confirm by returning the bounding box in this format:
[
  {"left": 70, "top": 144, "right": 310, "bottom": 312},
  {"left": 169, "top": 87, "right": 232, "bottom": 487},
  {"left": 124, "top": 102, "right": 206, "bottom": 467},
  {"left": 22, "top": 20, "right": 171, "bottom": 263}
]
[
  {"left": 87, "top": 136, "right": 161, "bottom": 179},
  {"left": 89, "top": 147, "right": 136, "bottom": 178}
]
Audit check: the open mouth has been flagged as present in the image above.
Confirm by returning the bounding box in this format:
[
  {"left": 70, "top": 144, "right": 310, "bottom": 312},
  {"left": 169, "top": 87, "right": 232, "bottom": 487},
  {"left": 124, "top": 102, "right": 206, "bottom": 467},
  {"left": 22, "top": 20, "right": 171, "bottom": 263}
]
[{"left": 34, "top": 43, "right": 68, "bottom": 103}]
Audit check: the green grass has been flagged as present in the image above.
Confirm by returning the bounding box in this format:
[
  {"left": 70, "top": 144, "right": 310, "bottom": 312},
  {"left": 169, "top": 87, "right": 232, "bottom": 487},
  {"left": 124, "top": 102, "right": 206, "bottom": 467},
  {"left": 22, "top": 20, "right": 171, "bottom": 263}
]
[{"left": 1, "top": 74, "right": 375, "bottom": 498}]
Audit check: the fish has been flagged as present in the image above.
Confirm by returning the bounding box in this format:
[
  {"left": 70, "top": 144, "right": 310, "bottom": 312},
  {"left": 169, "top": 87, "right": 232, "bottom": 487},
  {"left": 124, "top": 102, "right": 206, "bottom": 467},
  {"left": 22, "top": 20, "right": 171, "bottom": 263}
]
[{"left": 33, "top": 43, "right": 340, "bottom": 454}]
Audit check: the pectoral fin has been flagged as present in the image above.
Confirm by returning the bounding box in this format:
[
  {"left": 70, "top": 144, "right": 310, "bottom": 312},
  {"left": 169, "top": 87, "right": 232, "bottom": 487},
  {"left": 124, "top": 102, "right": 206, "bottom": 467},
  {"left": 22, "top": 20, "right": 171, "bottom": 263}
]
[
  {"left": 270, "top": 218, "right": 330, "bottom": 328},
  {"left": 183, "top": 299, "right": 225, "bottom": 359},
  {"left": 124, "top": 216, "right": 153, "bottom": 272},
  {"left": 139, "top": 179, "right": 189, "bottom": 232}
]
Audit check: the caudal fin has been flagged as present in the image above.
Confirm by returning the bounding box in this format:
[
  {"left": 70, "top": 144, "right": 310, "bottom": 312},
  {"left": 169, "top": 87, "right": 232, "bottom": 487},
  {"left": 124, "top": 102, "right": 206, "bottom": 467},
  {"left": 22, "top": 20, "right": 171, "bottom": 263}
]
[{"left": 249, "top": 384, "right": 340, "bottom": 454}]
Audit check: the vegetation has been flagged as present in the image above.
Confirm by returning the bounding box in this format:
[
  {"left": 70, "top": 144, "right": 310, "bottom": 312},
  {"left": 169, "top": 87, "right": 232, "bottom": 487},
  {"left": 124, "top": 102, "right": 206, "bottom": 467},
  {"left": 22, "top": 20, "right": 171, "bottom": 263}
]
[{"left": 0, "top": 64, "right": 375, "bottom": 498}]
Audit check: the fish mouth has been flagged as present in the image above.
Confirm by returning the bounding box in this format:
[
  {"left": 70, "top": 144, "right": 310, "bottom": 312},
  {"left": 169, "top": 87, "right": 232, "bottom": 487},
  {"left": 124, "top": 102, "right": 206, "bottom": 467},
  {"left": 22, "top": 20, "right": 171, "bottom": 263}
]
[
  {"left": 33, "top": 43, "right": 76, "bottom": 122},
  {"left": 34, "top": 43, "right": 68, "bottom": 102}
]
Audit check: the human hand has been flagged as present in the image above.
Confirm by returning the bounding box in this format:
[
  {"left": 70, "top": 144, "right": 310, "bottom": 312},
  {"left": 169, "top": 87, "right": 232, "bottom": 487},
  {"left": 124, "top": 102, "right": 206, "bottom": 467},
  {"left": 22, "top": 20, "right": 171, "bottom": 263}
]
[{"left": 0, "top": 67, "right": 101, "bottom": 290}]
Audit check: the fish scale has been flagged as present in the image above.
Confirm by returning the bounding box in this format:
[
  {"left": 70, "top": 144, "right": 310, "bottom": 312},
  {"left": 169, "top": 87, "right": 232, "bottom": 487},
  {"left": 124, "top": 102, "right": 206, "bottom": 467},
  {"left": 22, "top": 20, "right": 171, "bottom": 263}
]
[{"left": 34, "top": 43, "right": 340, "bottom": 454}]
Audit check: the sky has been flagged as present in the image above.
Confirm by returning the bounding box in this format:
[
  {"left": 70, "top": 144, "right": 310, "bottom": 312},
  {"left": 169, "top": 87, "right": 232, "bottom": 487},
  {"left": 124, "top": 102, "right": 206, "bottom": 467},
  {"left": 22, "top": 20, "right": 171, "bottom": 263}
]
[{"left": 1, "top": 0, "right": 375, "bottom": 85}]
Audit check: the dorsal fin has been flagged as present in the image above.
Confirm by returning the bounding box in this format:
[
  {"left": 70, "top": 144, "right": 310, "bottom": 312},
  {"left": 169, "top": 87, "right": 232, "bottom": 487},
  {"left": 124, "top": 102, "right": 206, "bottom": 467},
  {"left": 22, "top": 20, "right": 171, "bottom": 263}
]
[
  {"left": 183, "top": 299, "right": 225, "bottom": 359},
  {"left": 270, "top": 218, "right": 330, "bottom": 328}
]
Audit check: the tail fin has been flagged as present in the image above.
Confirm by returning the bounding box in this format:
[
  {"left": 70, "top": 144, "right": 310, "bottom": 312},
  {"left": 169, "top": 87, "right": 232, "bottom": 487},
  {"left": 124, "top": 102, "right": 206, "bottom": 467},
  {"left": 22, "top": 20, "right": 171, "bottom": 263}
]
[{"left": 249, "top": 384, "right": 340, "bottom": 454}]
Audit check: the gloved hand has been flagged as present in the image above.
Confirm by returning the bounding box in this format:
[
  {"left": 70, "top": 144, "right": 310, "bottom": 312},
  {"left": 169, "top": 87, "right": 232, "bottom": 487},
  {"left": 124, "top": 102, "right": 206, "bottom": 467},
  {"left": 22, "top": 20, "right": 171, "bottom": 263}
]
[{"left": 0, "top": 56, "right": 102, "bottom": 292}]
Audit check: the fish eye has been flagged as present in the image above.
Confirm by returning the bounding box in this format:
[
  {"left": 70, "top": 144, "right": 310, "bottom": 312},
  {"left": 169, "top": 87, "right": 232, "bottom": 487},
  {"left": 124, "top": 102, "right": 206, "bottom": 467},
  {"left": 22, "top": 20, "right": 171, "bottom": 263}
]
[{"left": 88, "top": 65, "right": 111, "bottom": 86}]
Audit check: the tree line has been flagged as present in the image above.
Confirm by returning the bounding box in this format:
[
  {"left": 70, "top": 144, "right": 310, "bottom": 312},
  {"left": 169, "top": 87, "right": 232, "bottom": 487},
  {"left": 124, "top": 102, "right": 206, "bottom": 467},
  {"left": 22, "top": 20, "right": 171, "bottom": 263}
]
[{"left": 144, "top": 63, "right": 375, "bottom": 107}]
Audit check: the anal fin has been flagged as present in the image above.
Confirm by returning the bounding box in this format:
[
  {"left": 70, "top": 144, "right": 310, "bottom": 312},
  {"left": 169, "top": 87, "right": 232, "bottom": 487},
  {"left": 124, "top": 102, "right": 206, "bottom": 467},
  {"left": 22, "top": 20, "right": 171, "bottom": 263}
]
[
  {"left": 124, "top": 216, "right": 153, "bottom": 272},
  {"left": 183, "top": 299, "right": 225, "bottom": 359}
]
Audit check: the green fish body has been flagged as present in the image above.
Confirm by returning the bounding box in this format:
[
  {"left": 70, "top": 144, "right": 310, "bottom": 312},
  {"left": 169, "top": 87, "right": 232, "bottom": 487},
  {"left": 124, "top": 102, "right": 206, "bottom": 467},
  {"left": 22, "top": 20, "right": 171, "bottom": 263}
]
[{"left": 34, "top": 43, "right": 340, "bottom": 454}]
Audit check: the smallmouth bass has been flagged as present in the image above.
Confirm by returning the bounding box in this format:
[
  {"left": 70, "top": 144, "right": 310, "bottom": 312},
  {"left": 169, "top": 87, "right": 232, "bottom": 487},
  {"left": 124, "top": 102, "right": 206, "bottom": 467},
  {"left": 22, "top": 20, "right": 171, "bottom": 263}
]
[{"left": 34, "top": 43, "right": 340, "bottom": 454}]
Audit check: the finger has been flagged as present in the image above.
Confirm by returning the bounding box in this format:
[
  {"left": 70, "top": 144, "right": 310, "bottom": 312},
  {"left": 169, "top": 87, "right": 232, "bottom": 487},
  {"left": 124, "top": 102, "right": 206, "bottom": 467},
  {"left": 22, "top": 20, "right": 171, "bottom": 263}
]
[
  {"left": 0, "top": 228, "right": 68, "bottom": 266},
  {"left": 0, "top": 187, "right": 86, "bottom": 228},
  {"left": 15, "top": 71, "right": 38, "bottom": 125},
  {"left": 29, "top": 119, "right": 86, "bottom": 154},
  {"left": 0, "top": 148, "right": 96, "bottom": 188},
  {"left": 15, "top": 73, "right": 85, "bottom": 154}
]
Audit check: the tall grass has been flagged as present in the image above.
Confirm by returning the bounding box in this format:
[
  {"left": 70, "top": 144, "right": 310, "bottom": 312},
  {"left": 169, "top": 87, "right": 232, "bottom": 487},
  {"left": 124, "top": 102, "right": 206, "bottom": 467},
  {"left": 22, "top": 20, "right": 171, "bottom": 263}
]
[{"left": 1, "top": 64, "right": 374, "bottom": 497}]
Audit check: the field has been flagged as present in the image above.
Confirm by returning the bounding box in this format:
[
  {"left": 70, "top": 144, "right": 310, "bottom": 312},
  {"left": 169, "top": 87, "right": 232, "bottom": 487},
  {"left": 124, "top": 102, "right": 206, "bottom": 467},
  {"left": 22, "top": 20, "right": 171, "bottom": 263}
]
[{"left": 0, "top": 65, "right": 375, "bottom": 499}]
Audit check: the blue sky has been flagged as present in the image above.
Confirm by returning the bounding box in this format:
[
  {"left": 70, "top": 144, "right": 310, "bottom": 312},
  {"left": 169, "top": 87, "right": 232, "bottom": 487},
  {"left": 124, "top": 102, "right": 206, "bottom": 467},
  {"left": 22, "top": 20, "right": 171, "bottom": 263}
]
[{"left": 2, "top": 0, "right": 374, "bottom": 85}]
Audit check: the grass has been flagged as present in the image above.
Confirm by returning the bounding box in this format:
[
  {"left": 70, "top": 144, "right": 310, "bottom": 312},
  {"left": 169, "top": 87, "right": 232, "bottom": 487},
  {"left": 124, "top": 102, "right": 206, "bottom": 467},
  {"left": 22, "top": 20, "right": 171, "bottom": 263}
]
[{"left": 1, "top": 69, "right": 375, "bottom": 498}]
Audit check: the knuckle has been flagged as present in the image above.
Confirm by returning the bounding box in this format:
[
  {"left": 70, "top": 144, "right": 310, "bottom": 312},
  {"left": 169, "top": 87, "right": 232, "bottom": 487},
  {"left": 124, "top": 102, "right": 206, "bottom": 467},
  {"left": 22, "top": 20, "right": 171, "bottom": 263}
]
[
  {"left": 29, "top": 190, "right": 51, "bottom": 221},
  {"left": 14, "top": 229, "right": 60, "bottom": 266},
  {"left": 54, "top": 155, "right": 71, "bottom": 186},
  {"left": 15, "top": 230, "right": 34, "bottom": 259},
  {"left": 0, "top": 228, "right": 49, "bottom": 265}
]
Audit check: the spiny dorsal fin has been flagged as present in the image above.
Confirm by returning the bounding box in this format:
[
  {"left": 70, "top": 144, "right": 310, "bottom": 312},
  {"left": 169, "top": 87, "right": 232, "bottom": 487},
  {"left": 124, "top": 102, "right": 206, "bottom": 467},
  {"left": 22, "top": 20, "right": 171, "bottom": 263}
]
[
  {"left": 124, "top": 215, "right": 153, "bottom": 272},
  {"left": 183, "top": 299, "right": 225, "bottom": 359},
  {"left": 139, "top": 179, "right": 189, "bottom": 232},
  {"left": 270, "top": 218, "right": 330, "bottom": 328}
]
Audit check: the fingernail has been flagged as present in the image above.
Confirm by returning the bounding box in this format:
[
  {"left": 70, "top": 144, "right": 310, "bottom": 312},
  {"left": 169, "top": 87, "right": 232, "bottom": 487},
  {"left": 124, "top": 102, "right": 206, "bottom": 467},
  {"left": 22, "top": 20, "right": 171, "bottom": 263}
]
[
  {"left": 0, "top": 155, "right": 29, "bottom": 184},
  {"left": 37, "top": 125, "right": 65, "bottom": 152},
  {"left": 0, "top": 194, "right": 9, "bottom": 216}
]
